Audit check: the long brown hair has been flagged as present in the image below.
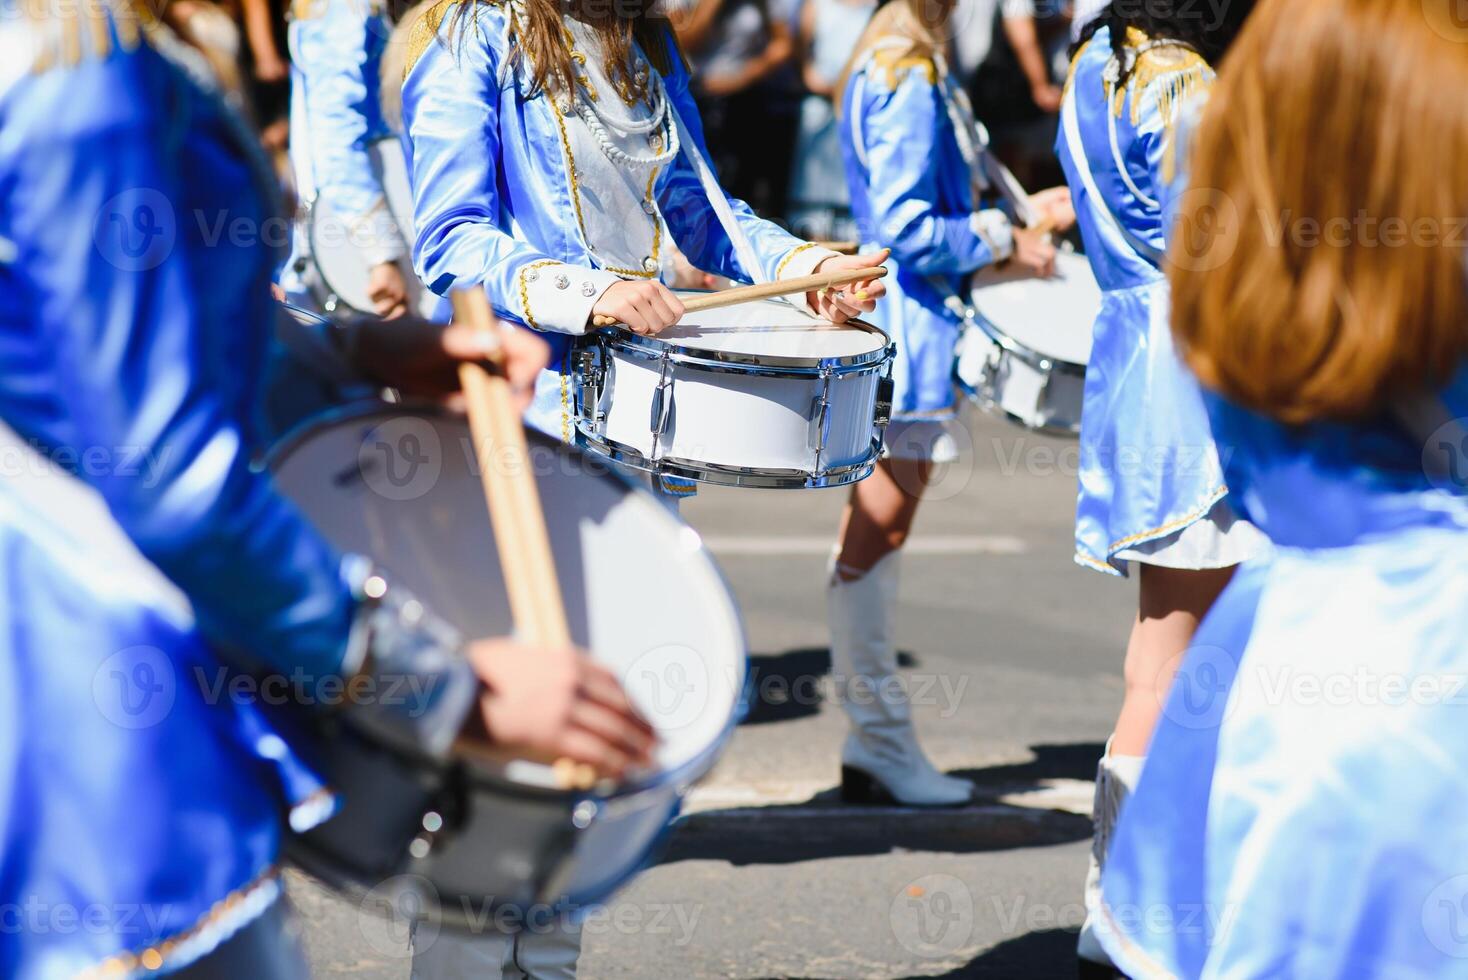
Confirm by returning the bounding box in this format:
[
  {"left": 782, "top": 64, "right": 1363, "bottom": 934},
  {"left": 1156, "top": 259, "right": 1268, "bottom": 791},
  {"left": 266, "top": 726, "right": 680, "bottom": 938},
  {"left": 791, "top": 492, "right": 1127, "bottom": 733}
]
[
  {"left": 449, "top": 0, "right": 678, "bottom": 101},
  {"left": 1170, "top": 0, "right": 1468, "bottom": 424}
]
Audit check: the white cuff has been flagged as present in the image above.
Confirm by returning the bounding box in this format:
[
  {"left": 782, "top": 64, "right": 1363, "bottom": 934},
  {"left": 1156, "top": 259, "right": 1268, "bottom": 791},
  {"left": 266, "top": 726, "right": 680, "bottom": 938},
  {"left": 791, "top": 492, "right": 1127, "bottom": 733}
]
[
  {"left": 348, "top": 197, "right": 409, "bottom": 268},
  {"left": 516, "top": 262, "right": 622, "bottom": 335},
  {"left": 775, "top": 243, "right": 842, "bottom": 316},
  {"left": 971, "top": 209, "right": 1015, "bottom": 262}
]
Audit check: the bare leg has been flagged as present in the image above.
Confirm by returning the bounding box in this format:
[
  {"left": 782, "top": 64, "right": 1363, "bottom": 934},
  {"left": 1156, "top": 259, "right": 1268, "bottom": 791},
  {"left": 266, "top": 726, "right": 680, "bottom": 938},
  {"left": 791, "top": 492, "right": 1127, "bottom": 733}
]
[
  {"left": 1079, "top": 561, "right": 1237, "bottom": 965},
  {"left": 833, "top": 457, "right": 930, "bottom": 578},
  {"left": 1112, "top": 563, "right": 1236, "bottom": 756}
]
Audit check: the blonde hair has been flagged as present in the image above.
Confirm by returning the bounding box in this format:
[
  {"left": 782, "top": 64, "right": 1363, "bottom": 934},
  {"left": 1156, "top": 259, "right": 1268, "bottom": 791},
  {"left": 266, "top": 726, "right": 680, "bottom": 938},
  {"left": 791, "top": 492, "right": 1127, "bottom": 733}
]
[
  {"left": 833, "top": 0, "right": 956, "bottom": 110},
  {"left": 1170, "top": 0, "right": 1468, "bottom": 423}
]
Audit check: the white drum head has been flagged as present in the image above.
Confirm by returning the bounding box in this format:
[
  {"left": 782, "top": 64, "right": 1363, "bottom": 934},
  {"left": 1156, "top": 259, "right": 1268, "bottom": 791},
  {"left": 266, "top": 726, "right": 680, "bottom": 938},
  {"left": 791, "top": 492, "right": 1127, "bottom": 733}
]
[
  {"left": 969, "top": 250, "right": 1099, "bottom": 365},
  {"left": 660, "top": 296, "right": 886, "bottom": 360},
  {"left": 271, "top": 408, "right": 745, "bottom": 781}
]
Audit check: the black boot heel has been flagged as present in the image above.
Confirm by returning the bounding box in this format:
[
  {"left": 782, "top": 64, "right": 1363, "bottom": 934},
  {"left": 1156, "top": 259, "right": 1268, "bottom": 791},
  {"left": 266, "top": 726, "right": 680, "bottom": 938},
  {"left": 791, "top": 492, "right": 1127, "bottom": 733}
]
[{"left": 840, "top": 765, "right": 894, "bottom": 805}]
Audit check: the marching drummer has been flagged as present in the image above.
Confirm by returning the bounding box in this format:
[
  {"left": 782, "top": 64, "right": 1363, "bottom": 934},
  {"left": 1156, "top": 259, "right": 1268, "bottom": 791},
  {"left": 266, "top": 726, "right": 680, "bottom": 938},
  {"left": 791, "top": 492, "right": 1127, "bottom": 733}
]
[
  {"left": 397, "top": 0, "right": 886, "bottom": 500},
  {"left": 279, "top": 0, "right": 413, "bottom": 318},
  {"left": 0, "top": 1, "right": 653, "bottom": 974},
  {"left": 828, "top": 0, "right": 1073, "bottom": 807},
  {"left": 1060, "top": 3, "right": 1263, "bottom": 972}
]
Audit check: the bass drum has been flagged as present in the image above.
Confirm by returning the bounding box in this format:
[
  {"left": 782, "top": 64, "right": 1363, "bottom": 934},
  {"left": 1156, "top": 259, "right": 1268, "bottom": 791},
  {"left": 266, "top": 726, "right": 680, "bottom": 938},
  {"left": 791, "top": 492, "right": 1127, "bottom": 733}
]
[
  {"left": 270, "top": 404, "right": 746, "bottom": 925},
  {"left": 304, "top": 137, "right": 442, "bottom": 320}
]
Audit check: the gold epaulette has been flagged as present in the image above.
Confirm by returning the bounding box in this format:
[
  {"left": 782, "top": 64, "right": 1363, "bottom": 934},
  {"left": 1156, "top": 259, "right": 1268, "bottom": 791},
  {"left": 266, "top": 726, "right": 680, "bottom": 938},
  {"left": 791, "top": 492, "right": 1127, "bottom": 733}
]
[
  {"left": 21, "top": 0, "right": 158, "bottom": 74},
  {"left": 402, "top": 0, "right": 463, "bottom": 80},
  {"left": 1111, "top": 28, "right": 1211, "bottom": 130},
  {"left": 869, "top": 44, "right": 937, "bottom": 89}
]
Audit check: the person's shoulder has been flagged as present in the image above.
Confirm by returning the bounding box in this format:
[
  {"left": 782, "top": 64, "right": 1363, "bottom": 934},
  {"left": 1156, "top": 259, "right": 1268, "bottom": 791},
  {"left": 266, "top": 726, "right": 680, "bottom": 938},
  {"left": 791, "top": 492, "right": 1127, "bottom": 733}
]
[
  {"left": 0, "top": 0, "right": 168, "bottom": 128},
  {"left": 403, "top": 0, "right": 511, "bottom": 79},
  {"left": 1122, "top": 31, "right": 1214, "bottom": 129},
  {"left": 853, "top": 40, "right": 939, "bottom": 95}
]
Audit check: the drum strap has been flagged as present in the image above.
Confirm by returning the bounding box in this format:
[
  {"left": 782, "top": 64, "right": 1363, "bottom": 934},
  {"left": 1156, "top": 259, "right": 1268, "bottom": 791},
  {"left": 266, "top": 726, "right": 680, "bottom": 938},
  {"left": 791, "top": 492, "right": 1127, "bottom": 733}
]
[
  {"left": 668, "top": 102, "right": 767, "bottom": 285},
  {"left": 1059, "top": 84, "right": 1165, "bottom": 269}
]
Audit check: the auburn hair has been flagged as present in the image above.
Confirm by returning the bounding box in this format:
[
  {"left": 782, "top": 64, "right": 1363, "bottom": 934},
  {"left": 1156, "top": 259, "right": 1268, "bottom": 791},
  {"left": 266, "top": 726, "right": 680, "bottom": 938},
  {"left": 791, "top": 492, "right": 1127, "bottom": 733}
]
[{"left": 1170, "top": 0, "right": 1468, "bottom": 423}]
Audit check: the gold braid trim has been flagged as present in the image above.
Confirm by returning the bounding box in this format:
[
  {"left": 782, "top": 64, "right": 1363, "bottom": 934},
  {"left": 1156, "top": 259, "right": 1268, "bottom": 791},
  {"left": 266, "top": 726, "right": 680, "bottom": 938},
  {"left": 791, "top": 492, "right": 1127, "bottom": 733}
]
[
  {"left": 79, "top": 866, "right": 282, "bottom": 978},
  {"left": 516, "top": 259, "right": 559, "bottom": 330},
  {"left": 775, "top": 241, "right": 818, "bottom": 280}
]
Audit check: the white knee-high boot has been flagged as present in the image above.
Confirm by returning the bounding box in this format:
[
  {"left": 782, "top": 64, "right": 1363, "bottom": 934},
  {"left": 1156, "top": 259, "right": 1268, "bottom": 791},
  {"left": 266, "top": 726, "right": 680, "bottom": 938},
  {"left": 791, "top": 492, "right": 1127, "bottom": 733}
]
[
  {"left": 1077, "top": 743, "right": 1145, "bottom": 968},
  {"left": 826, "top": 550, "right": 974, "bottom": 807}
]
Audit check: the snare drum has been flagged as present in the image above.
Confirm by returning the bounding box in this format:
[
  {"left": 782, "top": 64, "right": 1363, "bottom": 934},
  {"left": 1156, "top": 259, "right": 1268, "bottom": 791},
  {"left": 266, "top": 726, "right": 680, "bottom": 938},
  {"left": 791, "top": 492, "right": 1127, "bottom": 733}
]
[
  {"left": 270, "top": 405, "right": 745, "bottom": 924},
  {"left": 303, "top": 137, "right": 439, "bottom": 319},
  {"left": 571, "top": 298, "right": 895, "bottom": 489},
  {"left": 954, "top": 250, "right": 1100, "bottom": 434}
]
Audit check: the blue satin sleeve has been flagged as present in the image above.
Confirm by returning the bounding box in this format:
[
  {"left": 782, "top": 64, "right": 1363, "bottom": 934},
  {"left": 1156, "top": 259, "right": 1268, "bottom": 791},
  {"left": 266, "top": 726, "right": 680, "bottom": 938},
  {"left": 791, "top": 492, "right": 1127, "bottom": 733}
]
[
  {"left": 402, "top": 7, "right": 583, "bottom": 328},
  {"left": 0, "top": 67, "right": 355, "bottom": 679},
  {"left": 289, "top": 0, "right": 394, "bottom": 232},
  {"left": 658, "top": 48, "right": 810, "bottom": 283},
  {"left": 850, "top": 66, "right": 996, "bottom": 276}
]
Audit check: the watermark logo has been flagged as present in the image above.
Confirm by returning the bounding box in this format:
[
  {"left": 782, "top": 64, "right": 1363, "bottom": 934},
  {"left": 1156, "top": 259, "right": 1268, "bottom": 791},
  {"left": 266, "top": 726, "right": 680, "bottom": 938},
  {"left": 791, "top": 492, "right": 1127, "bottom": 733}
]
[
  {"left": 1160, "top": 644, "right": 1237, "bottom": 731},
  {"left": 623, "top": 643, "right": 716, "bottom": 733},
  {"left": 92, "top": 645, "right": 176, "bottom": 730},
  {"left": 1167, "top": 186, "right": 1241, "bottom": 274},
  {"left": 890, "top": 874, "right": 974, "bottom": 959},
  {"left": 358, "top": 417, "right": 443, "bottom": 501},
  {"left": 1423, "top": 0, "right": 1468, "bottom": 43},
  {"left": 358, "top": 874, "right": 440, "bottom": 959},
  {"left": 1424, "top": 875, "right": 1468, "bottom": 957},
  {"left": 94, "top": 188, "right": 176, "bottom": 272}
]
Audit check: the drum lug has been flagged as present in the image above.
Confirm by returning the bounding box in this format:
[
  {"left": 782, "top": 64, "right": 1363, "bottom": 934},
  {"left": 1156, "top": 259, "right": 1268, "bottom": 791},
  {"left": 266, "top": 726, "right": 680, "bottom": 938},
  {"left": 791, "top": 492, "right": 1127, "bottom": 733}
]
[
  {"left": 808, "top": 367, "right": 834, "bottom": 479},
  {"left": 649, "top": 353, "right": 675, "bottom": 466},
  {"left": 574, "top": 345, "right": 607, "bottom": 427},
  {"left": 874, "top": 376, "right": 894, "bottom": 428}
]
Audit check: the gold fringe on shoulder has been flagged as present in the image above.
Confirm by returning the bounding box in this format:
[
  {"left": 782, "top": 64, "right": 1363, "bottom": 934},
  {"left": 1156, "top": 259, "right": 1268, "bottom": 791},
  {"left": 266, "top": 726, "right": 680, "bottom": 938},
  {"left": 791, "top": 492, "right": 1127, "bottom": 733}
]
[
  {"left": 1110, "top": 28, "right": 1211, "bottom": 130},
  {"left": 23, "top": 0, "right": 157, "bottom": 73},
  {"left": 870, "top": 45, "right": 937, "bottom": 88},
  {"left": 401, "top": 0, "right": 462, "bottom": 80}
]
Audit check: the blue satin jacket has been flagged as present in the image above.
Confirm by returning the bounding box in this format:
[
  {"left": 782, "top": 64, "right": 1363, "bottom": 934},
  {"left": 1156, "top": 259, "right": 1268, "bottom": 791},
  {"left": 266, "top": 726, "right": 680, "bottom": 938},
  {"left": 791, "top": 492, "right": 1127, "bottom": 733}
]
[
  {"left": 1099, "top": 374, "right": 1468, "bottom": 978},
  {"left": 0, "top": 7, "right": 355, "bottom": 975},
  {"left": 1057, "top": 28, "right": 1234, "bottom": 574},
  {"left": 399, "top": 1, "right": 833, "bottom": 441},
  {"left": 840, "top": 46, "right": 1007, "bottom": 419}
]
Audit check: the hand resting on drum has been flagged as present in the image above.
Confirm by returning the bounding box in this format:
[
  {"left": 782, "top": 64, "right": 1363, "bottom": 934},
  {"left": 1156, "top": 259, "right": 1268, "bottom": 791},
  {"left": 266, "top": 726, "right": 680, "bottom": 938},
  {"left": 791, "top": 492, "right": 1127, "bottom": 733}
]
[
  {"left": 591, "top": 280, "right": 688, "bottom": 336},
  {"left": 1011, "top": 226, "right": 1058, "bottom": 278},
  {"left": 344, "top": 313, "right": 550, "bottom": 412},
  {"left": 368, "top": 261, "right": 411, "bottom": 320},
  {"left": 463, "top": 639, "right": 658, "bottom": 781}
]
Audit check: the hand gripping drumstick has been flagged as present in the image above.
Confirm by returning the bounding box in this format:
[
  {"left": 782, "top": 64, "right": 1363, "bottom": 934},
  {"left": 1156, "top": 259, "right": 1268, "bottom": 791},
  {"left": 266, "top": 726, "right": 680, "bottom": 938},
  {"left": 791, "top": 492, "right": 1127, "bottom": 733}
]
[
  {"left": 451, "top": 289, "right": 600, "bottom": 791},
  {"left": 590, "top": 266, "right": 889, "bottom": 329}
]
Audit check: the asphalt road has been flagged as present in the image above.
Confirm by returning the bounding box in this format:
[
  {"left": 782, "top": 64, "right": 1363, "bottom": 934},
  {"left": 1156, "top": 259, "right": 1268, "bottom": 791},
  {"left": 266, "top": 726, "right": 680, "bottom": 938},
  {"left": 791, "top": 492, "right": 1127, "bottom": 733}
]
[{"left": 291, "top": 405, "right": 1137, "bottom": 979}]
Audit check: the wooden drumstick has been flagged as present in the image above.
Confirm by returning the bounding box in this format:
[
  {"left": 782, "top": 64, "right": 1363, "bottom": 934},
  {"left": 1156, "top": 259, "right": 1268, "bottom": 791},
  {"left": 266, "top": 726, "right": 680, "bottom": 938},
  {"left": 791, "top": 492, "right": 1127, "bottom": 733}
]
[
  {"left": 452, "top": 289, "right": 570, "bottom": 649},
  {"left": 452, "top": 289, "right": 602, "bottom": 790},
  {"left": 589, "top": 266, "right": 889, "bottom": 329}
]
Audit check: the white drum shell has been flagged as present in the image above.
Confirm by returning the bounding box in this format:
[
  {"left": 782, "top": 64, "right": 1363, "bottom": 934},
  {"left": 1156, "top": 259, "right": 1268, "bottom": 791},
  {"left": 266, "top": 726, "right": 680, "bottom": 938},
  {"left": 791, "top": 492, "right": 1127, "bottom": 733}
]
[
  {"left": 955, "top": 250, "right": 1099, "bottom": 434},
  {"left": 574, "top": 298, "right": 894, "bottom": 489}
]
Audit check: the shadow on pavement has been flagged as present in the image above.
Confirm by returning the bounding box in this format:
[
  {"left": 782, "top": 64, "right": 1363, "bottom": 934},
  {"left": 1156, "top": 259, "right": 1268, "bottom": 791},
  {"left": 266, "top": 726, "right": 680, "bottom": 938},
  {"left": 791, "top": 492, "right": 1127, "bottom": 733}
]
[
  {"left": 740, "top": 647, "right": 919, "bottom": 727},
  {"left": 658, "top": 741, "right": 1099, "bottom": 868},
  {"left": 741, "top": 927, "right": 1083, "bottom": 979}
]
